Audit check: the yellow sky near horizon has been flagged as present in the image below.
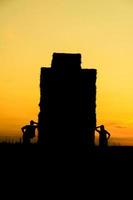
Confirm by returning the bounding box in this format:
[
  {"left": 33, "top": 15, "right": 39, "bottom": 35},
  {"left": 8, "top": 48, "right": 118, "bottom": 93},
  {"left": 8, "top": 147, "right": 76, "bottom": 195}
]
[{"left": 1, "top": 0, "right": 133, "bottom": 144}]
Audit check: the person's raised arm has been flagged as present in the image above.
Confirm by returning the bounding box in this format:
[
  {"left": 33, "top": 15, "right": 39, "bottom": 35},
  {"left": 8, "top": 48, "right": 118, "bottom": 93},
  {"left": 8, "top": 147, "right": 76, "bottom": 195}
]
[
  {"left": 95, "top": 125, "right": 101, "bottom": 132},
  {"left": 33, "top": 121, "right": 38, "bottom": 125},
  {"left": 95, "top": 127, "right": 100, "bottom": 133},
  {"left": 33, "top": 122, "right": 39, "bottom": 129}
]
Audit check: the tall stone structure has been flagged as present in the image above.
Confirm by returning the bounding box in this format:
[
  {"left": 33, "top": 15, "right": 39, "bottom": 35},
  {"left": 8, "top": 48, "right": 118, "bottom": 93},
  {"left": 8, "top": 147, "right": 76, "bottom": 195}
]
[{"left": 38, "top": 53, "right": 97, "bottom": 145}]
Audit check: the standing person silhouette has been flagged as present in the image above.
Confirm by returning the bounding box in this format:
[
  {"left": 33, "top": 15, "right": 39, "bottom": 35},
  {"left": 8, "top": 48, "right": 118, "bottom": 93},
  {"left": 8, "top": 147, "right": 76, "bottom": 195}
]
[
  {"left": 95, "top": 125, "right": 110, "bottom": 147},
  {"left": 21, "top": 120, "right": 38, "bottom": 144}
]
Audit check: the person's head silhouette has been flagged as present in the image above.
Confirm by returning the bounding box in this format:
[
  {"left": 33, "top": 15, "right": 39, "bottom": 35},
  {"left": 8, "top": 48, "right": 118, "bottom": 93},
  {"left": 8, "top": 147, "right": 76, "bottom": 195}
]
[
  {"left": 30, "top": 120, "right": 34, "bottom": 125},
  {"left": 100, "top": 125, "right": 104, "bottom": 130}
]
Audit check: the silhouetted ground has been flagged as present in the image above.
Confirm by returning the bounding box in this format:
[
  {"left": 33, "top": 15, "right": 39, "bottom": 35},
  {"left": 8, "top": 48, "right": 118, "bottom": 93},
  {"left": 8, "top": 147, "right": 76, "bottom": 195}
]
[
  {"left": 0, "top": 144, "right": 133, "bottom": 193},
  {"left": 1, "top": 144, "right": 133, "bottom": 162},
  {"left": 1, "top": 143, "right": 133, "bottom": 174}
]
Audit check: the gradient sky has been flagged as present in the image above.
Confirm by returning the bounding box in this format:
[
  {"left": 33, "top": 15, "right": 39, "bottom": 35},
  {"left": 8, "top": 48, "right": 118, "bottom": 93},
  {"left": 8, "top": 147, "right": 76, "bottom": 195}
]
[{"left": 0, "top": 0, "right": 133, "bottom": 145}]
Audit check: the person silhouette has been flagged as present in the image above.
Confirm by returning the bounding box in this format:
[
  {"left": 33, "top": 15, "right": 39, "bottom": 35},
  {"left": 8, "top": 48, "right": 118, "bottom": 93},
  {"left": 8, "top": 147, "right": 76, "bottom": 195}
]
[
  {"left": 21, "top": 120, "right": 38, "bottom": 144},
  {"left": 95, "top": 125, "right": 110, "bottom": 147}
]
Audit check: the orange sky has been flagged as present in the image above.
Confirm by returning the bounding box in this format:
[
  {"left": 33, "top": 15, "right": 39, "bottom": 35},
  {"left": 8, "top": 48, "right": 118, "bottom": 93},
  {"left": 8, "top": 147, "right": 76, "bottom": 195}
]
[{"left": 1, "top": 0, "right": 133, "bottom": 145}]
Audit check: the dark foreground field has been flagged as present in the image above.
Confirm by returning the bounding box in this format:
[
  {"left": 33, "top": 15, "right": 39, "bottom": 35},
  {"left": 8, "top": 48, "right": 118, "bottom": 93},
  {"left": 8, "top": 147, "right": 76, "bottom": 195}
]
[
  {"left": 1, "top": 144, "right": 133, "bottom": 162},
  {"left": 0, "top": 145, "right": 133, "bottom": 194}
]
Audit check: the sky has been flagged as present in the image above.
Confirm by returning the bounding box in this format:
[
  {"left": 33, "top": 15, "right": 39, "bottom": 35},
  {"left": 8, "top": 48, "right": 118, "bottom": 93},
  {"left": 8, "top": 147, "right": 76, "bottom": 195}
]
[{"left": 0, "top": 0, "right": 133, "bottom": 145}]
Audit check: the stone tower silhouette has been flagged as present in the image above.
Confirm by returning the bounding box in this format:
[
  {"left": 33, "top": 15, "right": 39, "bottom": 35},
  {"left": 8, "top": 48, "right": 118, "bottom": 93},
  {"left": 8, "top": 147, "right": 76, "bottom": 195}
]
[{"left": 38, "top": 53, "right": 96, "bottom": 145}]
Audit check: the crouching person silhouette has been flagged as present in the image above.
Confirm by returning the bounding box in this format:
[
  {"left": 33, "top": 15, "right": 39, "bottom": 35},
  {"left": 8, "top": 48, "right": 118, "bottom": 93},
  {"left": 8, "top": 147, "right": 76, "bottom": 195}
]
[
  {"left": 95, "top": 125, "right": 110, "bottom": 147},
  {"left": 21, "top": 120, "right": 38, "bottom": 144}
]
